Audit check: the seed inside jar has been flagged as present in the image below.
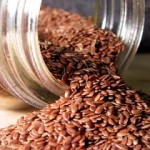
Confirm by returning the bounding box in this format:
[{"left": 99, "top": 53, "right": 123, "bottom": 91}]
[{"left": 0, "top": 6, "right": 150, "bottom": 150}]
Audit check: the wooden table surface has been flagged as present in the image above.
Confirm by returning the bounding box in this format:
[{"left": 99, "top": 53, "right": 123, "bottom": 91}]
[{"left": 0, "top": 54, "right": 150, "bottom": 128}]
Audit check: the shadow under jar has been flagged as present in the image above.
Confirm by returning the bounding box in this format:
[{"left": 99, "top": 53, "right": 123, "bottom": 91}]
[{"left": 0, "top": 0, "right": 145, "bottom": 108}]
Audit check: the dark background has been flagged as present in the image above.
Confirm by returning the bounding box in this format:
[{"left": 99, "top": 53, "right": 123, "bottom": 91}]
[
  {"left": 140, "top": 0, "right": 150, "bottom": 53},
  {"left": 43, "top": 0, "right": 150, "bottom": 53}
]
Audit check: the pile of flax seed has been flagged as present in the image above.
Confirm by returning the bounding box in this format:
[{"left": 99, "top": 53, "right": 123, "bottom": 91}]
[{"left": 0, "top": 7, "right": 150, "bottom": 150}]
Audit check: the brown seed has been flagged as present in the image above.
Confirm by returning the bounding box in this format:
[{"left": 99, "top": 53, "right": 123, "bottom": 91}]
[
  {"left": 83, "top": 74, "right": 89, "bottom": 81},
  {"left": 50, "top": 109, "right": 59, "bottom": 115},
  {"left": 34, "top": 137, "right": 44, "bottom": 142},
  {"left": 72, "top": 143, "right": 78, "bottom": 148},
  {"left": 106, "top": 106, "right": 114, "bottom": 116},
  {"left": 134, "top": 145, "right": 142, "bottom": 150},
  {"left": 44, "top": 121, "right": 55, "bottom": 128},
  {"left": 90, "top": 105, "right": 96, "bottom": 112},
  {"left": 44, "top": 144, "right": 51, "bottom": 150},
  {"left": 126, "top": 138, "right": 133, "bottom": 146},
  {"left": 71, "top": 104, "right": 78, "bottom": 113},
  {"left": 107, "top": 90, "right": 115, "bottom": 95},
  {"left": 46, "top": 126, "right": 53, "bottom": 134},
  {"left": 87, "top": 91, "right": 95, "bottom": 97},
  {"left": 106, "top": 126, "right": 114, "bottom": 133},
  {"left": 70, "top": 82, "right": 79, "bottom": 89},
  {"left": 61, "top": 144, "right": 71, "bottom": 150},
  {"left": 72, "top": 121, "right": 82, "bottom": 128},
  {"left": 72, "top": 135, "right": 81, "bottom": 143},
  {"left": 83, "top": 88, "right": 92, "bottom": 93},
  {"left": 62, "top": 112, "right": 70, "bottom": 121},
  {"left": 119, "top": 113, "right": 125, "bottom": 125},
  {"left": 49, "top": 114, "right": 57, "bottom": 121},
  {"left": 128, "top": 133, "right": 136, "bottom": 140},
  {"left": 57, "top": 135, "right": 63, "bottom": 143},
  {"left": 138, "top": 130, "right": 145, "bottom": 136},
  {"left": 143, "top": 133, "right": 150, "bottom": 140},
  {"left": 85, "top": 121, "right": 93, "bottom": 128},
  {"left": 63, "top": 136, "right": 72, "bottom": 145},
  {"left": 114, "top": 125, "right": 125, "bottom": 131},
  {"left": 64, "top": 122, "right": 75, "bottom": 128},
  {"left": 126, "top": 104, "right": 132, "bottom": 112},
  {"left": 94, "top": 93, "right": 101, "bottom": 101},
  {"left": 95, "top": 106, "right": 103, "bottom": 114},
  {"left": 101, "top": 130, "right": 109, "bottom": 137},
  {"left": 50, "top": 103, "right": 59, "bottom": 109},
  {"left": 130, "top": 117, "right": 137, "bottom": 124},
  {"left": 123, "top": 111, "right": 130, "bottom": 118},
  {"left": 80, "top": 117, "right": 90, "bottom": 123},
  {"left": 10, "top": 145, "right": 21, "bottom": 149},
  {"left": 38, "top": 126, "right": 45, "bottom": 134},
  {"left": 86, "top": 99, "right": 95, "bottom": 107},
  {"left": 101, "top": 90, "right": 107, "bottom": 95},
  {"left": 108, "top": 118, "right": 115, "bottom": 125},
  {"left": 142, "top": 102, "right": 148, "bottom": 109},
  {"left": 31, "top": 129, "right": 38, "bottom": 136},
  {"left": 141, "top": 124, "right": 150, "bottom": 129},
  {"left": 121, "top": 136, "right": 128, "bottom": 145},
  {"left": 36, "top": 140, "right": 45, "bottom": 146},
  {"left": 64, "top": 89, "right": 71, "bottom": 98},
  {"left": 133, "top": 139, "right": 139, "bottom": 145},
  {"left": 67, "top": 127, "right": 77, "bottom": 137},
  {"left": 75, "top": 98, "right": 82, "bottom": 105},
  {"left": 49, "top": 141, "right": 57, "bottom": 147},
  {"left": 60, "top": 130, "right": 67, "bottom": 137},
  {"left": 82, "top": 91, "right": 91, "bottom": 96},
  {"left": 117, "top": 129, "right": 128, "bottom": 137},
  {"left": 12, "top": 132, "right": 19, "bottom": 140},
  {"left": 128, "top": 124, "right": 137, "bottom": 131},
  {"left": 133, "top": 130, "right": 139, "bottom": 137},
  {"left": 115, "top": 143, "right": 128, "bottom": 150},
  {"left": 86, "top": 81, "right": 93, "bottom": 88},
  {"left": 123, "top": 118, "right": 129, "bottom": 125},
  {"left": 131, "top": 110, "right": 142, "bottom": 115},
  {"left": 20, "top": 145, "right": 30, "bottom": 150},
  {"left": 102, "top": 141, "right": 110, "bottom": 149}
]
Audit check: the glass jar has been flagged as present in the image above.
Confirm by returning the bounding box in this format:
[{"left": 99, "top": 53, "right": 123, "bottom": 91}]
[{"left": 0, "top": 0, "right": 145, "bottom": 108}]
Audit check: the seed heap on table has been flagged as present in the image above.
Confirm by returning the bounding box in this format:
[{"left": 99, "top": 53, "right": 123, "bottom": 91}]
[{"left": 0, "top": 7, "right": 150, "bottom": 150}]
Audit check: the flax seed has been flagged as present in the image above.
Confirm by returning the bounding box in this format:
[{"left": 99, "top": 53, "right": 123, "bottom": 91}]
[
  {"left": 86, "top": 81, "right": 93, "bottom": 89},
  {"left": 72, "top": 135, "right": 81, "bottom": 143},
  {"left": 126, "top": 138, "right": 133, "bottom": 146},
  {"left": 141, "top": 124, "right": 150, "bottom": 129},
  {"left": 94, "top": 93, "right": 101, "bottom": 102},
  {"left": 101, "top": 130, "right": 109, "bottom": 137},
  {"left": 134, "top": 145, "right": 142, "bottom": 150},
  {"left": 117, "top": 129, "right": 128, "bottom": 137},
  {"left": 115, "top": 143, "right": 128, "bottom": 150}
]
